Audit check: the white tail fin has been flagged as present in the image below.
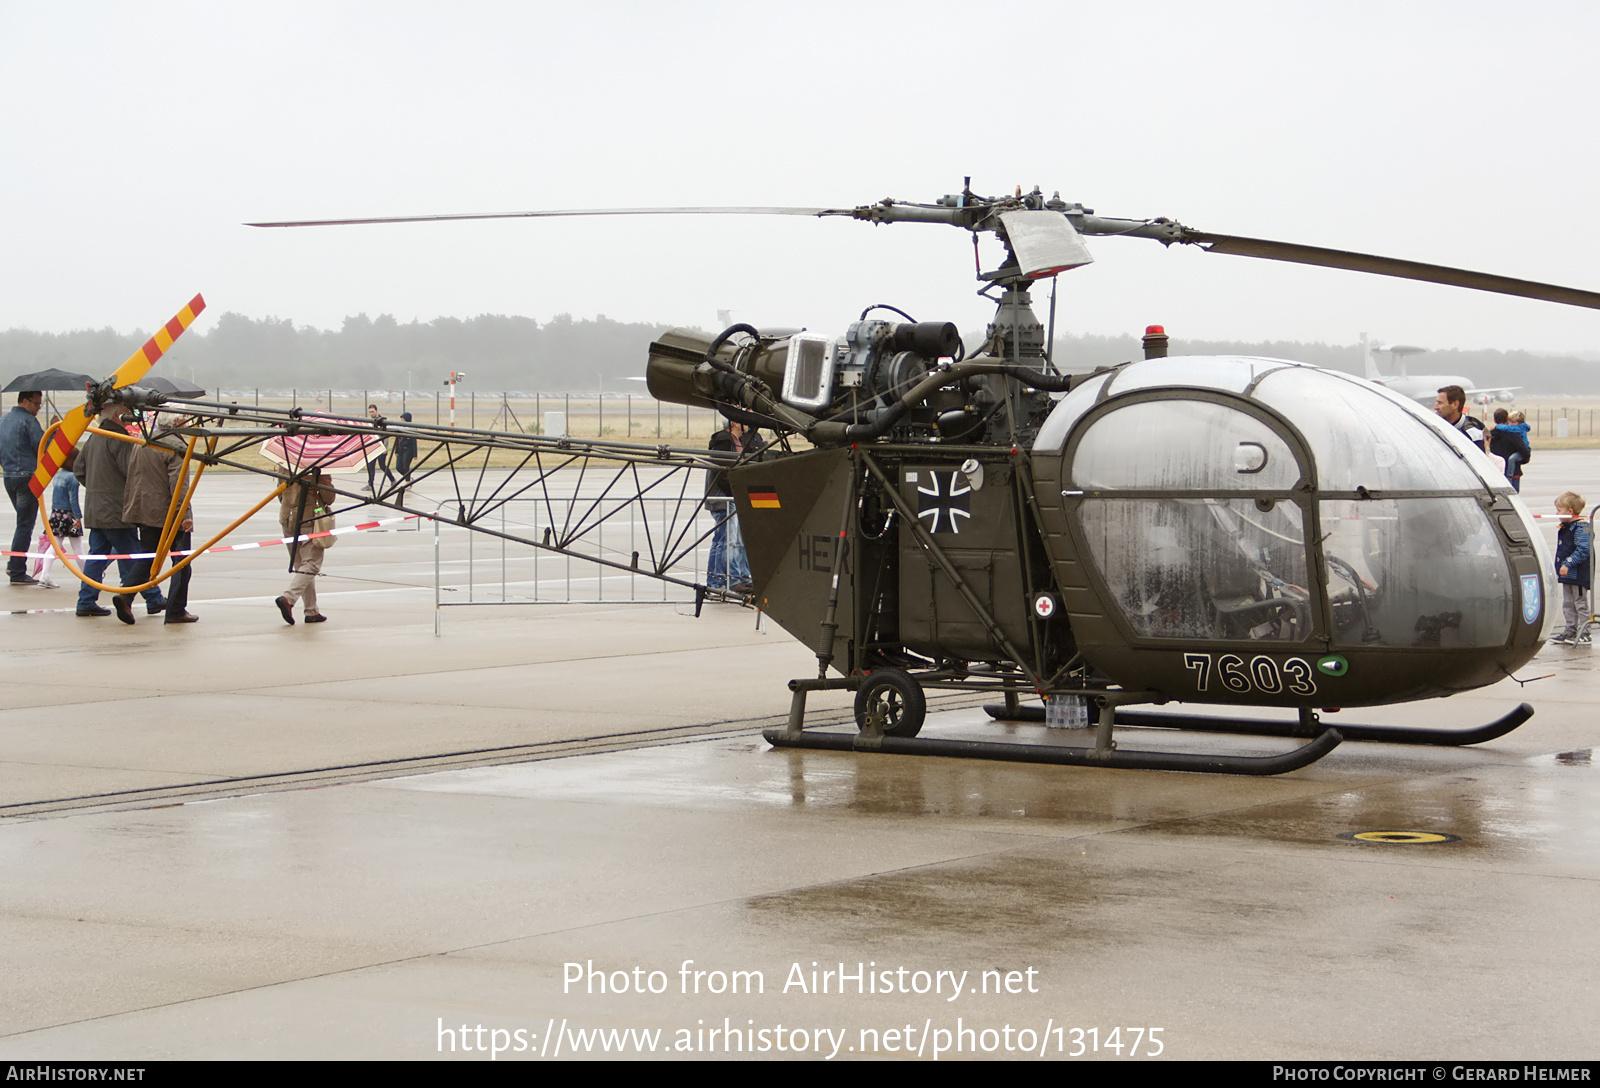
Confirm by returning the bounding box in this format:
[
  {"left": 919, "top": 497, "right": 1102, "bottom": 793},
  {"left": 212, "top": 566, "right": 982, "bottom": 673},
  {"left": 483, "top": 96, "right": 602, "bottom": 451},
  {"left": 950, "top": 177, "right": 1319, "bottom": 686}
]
[{"left": 1361, "top": 332, "right": 1382, "bottom": 379}]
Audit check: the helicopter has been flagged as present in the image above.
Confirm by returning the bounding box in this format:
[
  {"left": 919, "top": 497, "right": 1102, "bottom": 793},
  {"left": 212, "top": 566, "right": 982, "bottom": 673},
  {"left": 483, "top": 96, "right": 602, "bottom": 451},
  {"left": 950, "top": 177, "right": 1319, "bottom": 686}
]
[{"left": 40, "top": 181, "right": 1600, "bottom": 775}]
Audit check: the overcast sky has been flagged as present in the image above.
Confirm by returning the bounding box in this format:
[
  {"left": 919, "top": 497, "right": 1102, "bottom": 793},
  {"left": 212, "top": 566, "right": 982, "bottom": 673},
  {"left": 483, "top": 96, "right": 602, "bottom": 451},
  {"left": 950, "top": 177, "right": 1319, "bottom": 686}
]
[{"left": 5, "top": 0, "right": 1600, "bottom": 358}]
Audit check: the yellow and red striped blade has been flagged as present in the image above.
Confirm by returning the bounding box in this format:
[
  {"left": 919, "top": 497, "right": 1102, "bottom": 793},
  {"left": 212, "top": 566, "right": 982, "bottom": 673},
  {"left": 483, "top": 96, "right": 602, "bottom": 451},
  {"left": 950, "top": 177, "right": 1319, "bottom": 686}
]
[{"left": 31, "top": 293, "right": 206, "bottom": 498}]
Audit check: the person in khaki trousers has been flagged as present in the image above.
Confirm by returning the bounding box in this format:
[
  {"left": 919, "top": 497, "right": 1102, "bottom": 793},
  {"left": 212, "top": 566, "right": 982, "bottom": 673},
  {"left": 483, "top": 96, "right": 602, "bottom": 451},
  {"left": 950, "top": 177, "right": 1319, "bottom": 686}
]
[
  {"left": 275, "top": 472, "right": 333, "bottom": 625},
  {"left": 123, "top": 438, "right": 197, "bottom": 624}
]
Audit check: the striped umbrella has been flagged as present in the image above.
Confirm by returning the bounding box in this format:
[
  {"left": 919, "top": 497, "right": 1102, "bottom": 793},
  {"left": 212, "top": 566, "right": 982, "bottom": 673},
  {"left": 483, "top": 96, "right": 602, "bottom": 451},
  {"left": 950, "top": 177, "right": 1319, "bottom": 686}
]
[{"left": 260, "top": 415, "right": 383, "bottom": 473}]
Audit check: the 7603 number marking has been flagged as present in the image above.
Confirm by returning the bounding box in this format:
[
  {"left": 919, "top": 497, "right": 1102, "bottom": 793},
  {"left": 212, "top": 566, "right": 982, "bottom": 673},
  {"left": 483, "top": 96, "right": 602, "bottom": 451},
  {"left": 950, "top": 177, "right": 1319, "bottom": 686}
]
[{"left": 1182, "top": 653, "right": 1317, "bottom": 696}]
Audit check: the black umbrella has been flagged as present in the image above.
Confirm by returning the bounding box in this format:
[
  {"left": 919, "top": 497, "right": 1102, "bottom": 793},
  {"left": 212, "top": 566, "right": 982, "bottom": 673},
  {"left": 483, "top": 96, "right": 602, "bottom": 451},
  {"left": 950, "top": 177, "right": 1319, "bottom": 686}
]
[{"left": 2, "top": 368, "right": 96, "bottom": 393}]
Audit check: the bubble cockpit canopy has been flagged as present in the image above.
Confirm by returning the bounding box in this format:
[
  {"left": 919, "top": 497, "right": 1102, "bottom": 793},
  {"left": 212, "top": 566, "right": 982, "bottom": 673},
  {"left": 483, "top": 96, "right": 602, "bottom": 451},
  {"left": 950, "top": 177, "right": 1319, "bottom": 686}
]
[{"left": 1037, "top": 357, "right": 1550, "bottom": 652}]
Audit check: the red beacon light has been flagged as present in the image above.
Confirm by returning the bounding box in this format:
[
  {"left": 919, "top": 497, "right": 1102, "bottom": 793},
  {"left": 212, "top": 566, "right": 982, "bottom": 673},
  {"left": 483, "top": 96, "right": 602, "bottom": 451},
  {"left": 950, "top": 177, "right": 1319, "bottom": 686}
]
[{"left": 1142, "top": 324, "right": 1169, "bottom": 360}]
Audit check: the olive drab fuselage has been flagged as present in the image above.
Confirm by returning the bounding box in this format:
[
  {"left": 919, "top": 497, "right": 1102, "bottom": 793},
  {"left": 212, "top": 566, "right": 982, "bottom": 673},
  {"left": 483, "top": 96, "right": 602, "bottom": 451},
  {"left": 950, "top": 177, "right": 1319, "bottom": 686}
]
[{"left": 730, "top": 356, "right": 1550, "bottom": 709}]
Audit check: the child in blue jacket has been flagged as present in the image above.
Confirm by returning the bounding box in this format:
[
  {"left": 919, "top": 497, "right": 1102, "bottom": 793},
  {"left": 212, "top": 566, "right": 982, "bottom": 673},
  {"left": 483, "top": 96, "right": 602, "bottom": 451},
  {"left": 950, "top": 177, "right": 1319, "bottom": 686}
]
[
  {"left": 1487, "top": 409, "right": 1532, "bottom": 491},
  {"left": 1552, "top": 491, "right": 1591, "bottom": 645}
]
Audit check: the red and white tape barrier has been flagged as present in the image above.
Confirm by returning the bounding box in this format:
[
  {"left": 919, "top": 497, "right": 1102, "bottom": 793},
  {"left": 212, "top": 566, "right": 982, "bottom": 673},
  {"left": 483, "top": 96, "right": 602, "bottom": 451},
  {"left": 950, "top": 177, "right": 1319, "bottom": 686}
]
[{"left": 3, "top": 514, "right": 421, "bottom": 561}]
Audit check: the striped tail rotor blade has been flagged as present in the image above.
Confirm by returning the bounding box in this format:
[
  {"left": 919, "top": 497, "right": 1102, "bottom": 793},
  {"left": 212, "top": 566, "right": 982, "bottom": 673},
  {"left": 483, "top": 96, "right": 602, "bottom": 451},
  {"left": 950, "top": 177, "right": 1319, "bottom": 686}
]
[
  {"left": 33, "top": 415, "right": 87, "bottom": 499},
  {"left": 30, "top": 293, "right": 206, "bottom": 498},
  {"left": 114, "top": 293, "right": 207, "bottom": 386}
]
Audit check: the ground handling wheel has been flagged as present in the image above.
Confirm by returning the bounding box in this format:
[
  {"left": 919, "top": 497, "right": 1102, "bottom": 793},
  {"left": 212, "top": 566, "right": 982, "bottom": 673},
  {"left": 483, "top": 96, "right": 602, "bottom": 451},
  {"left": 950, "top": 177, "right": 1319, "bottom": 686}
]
[{"left": 854, "top": 668, "right": 926, "bottom": 738}]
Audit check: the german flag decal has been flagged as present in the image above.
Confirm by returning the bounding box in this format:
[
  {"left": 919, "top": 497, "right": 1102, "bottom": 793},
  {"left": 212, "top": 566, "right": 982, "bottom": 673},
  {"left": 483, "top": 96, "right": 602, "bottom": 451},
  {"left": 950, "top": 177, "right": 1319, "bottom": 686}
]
[{"left": 748, "top": 486, "right": 780, "bottom": 509}]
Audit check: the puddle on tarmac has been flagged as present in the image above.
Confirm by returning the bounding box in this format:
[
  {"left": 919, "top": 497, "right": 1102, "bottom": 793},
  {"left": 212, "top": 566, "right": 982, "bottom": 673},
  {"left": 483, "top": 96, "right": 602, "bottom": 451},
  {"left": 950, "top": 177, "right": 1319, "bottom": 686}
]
[
  {"left": 395, "top": 733, "right": 1325, "bottom": 827},
  {"left": 390, "top": 717, "right": 1600, "bottom": 865},
  {"left": 1127, "top": 762, "right": 1600, "bottom": 864},
  {"left": 742, "top": 840, "right": 1331, "bottom": 944}
]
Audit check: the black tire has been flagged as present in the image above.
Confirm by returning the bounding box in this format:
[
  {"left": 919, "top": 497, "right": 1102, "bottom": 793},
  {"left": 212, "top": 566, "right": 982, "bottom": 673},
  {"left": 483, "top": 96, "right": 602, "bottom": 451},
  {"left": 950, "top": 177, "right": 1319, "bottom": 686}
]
[{"left": 854, "top": 668, "right": 926, "bottom": 738}]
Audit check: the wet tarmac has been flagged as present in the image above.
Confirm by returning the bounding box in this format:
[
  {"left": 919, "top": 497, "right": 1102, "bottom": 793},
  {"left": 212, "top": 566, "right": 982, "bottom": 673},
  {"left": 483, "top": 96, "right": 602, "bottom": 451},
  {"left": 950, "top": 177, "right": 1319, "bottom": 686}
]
[{"left": 0, "top": 460, "right": 1597, "bottom": 1060}]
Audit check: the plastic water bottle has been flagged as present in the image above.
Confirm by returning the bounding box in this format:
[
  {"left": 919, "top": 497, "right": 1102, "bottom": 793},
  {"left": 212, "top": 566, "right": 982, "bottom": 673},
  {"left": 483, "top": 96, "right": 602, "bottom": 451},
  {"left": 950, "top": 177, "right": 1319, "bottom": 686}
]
[
  {"left": 1047, "top": 695, "right": 1091, "bottom": 729},
  {"left": 1046, "top": 695, "right": 1069, "bottom": 729}
]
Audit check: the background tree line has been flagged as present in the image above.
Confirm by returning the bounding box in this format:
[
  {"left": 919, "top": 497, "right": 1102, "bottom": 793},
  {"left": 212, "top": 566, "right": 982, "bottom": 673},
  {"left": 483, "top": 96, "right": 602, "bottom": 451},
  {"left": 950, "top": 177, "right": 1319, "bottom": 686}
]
[
  {"left": 0, "top": 312, "right": 663, "bottom": 392},
  {"left": 4, "top": 312, "right": 1600, "bottom": 394}
]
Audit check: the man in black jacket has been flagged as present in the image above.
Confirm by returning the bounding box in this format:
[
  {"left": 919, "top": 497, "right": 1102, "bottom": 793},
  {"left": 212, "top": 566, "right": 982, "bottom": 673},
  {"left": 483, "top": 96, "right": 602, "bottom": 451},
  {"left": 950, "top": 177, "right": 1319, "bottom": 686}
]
[{"left": 1, "top": 390, "right": 43, "bottom": 585}]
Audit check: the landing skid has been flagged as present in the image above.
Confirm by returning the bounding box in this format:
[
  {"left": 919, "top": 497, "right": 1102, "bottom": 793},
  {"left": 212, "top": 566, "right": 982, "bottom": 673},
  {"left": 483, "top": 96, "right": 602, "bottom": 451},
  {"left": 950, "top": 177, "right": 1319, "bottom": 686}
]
[
  {"left": 774, "top": 671, "right": 1347, "bottom": 775},
  {"left": 982, "top": 702, "right": 1534, "bottom": 746},
  {"left": 762, "top": 725, "right": 1342, "bottom": 776}
]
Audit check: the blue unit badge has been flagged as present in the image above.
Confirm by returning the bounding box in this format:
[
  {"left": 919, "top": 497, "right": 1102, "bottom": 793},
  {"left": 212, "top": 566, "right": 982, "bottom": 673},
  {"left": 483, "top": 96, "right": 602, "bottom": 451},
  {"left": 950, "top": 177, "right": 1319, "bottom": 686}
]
[{"left": 1521, "top": 574, "right": 1542, "bottom": 625}]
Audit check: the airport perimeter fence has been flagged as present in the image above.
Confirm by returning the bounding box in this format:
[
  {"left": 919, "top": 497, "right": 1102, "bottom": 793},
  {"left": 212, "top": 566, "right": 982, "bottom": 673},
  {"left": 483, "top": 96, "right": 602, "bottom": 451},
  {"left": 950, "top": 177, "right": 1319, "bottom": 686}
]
[
  {"left": 36, "top": 387, "right": 1600, "bottom": 442},
  {"left": 1522, "top": 407, "right": 1599, "bottom": 439},
  {"left": 166, "top": 390, "right": 728, "bottom": 443}
]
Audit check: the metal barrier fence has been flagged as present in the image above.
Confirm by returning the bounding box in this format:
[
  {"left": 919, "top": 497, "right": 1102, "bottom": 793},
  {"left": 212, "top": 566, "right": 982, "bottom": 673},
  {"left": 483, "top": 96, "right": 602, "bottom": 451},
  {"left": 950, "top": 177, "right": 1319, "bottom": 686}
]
[{"left": 432, "top": 495, "right": 724, "bottom": 615}]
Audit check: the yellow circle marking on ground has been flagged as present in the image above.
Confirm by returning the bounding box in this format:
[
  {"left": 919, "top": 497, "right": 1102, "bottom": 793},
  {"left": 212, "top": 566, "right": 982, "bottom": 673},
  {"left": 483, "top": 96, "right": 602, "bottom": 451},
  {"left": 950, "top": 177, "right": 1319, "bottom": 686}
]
[{"left": 1351, "top": 830, "right": 1451, "bottom": 844}]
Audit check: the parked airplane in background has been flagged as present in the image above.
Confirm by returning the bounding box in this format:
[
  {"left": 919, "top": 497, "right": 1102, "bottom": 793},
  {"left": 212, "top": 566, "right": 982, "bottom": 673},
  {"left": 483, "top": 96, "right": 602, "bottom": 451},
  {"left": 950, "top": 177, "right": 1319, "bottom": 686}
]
[{"left": 1361, "top": 333, "right": 1517, "bottom": 405}]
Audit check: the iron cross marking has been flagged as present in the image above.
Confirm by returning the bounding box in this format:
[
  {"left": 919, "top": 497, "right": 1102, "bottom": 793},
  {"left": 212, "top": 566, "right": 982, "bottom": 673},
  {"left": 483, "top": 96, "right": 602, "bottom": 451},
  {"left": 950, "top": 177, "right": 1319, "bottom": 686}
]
[{"left": 915, "top": 470, "right": 972, "bottom": 535}]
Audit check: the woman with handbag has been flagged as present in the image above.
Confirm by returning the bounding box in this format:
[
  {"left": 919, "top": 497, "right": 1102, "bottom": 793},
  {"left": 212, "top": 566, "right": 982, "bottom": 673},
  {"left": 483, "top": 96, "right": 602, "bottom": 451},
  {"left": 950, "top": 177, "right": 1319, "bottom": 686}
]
[{"left": 275, "top": 471, "right": 334, "bottom": 625}]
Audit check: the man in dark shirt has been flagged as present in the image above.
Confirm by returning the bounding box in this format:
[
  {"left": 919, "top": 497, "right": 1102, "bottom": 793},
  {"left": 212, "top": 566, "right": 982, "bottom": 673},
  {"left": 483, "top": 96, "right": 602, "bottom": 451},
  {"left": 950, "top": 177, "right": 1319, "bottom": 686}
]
[
  {"left": 1434, "top": 385, "right": 1486, "bottom": 447},
  {"left": 1, "top": 390, "right": 44, "bottom": 586}
]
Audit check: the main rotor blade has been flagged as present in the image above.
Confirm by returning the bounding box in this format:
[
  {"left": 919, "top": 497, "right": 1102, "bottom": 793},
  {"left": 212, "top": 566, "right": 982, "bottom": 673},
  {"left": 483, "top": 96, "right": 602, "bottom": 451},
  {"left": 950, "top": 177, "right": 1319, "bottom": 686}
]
[
  {"left": 1182, "top": 230, "right": 1600, "bottom": 311},
  {"left": 246, "top": 192, "right": 1600, "bottom": 312},
  {"left": 246, "top": 206, "right": 852, "bottom": 228}
]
